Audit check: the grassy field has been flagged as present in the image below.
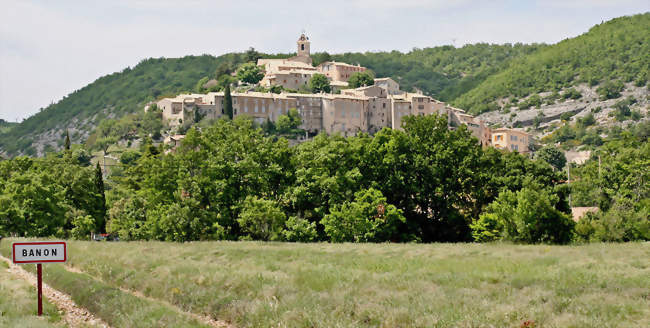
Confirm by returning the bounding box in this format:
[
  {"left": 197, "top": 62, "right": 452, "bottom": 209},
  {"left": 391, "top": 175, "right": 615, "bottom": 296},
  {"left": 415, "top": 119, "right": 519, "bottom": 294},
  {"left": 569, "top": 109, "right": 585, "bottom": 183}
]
[
  {"left": 0, "top": 259, "right": 66, "bottom": 327},
  {"left": 1, "top": 240, "right": 648, "bottom": 328}
]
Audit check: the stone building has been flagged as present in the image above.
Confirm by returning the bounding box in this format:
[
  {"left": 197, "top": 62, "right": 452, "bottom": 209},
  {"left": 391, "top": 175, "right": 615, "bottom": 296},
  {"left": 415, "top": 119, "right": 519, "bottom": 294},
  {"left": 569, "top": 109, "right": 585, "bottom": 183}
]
[
  {"left": 155, "top": 33, "right": 532, "bottom": 152},
  {"left": 491, "top": 128, "right": 532, "bottom": 153}
]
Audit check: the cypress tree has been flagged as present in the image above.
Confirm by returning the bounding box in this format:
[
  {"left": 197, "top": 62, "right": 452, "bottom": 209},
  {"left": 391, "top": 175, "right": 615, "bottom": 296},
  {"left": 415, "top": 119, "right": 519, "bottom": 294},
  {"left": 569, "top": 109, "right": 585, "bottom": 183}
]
[
  {"left": 94, "top": 162, "right": 107, "bottom": 232},
  {"left": 64, "top": 130, "right": 71, "bottom": 150},
  {"left": 224, "top": 84, "right": 233, "bottom": 119}
]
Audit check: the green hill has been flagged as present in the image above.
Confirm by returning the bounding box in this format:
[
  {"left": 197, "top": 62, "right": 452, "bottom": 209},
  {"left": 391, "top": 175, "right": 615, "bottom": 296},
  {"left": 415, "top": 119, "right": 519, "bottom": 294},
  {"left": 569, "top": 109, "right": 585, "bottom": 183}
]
[
  {"left": 329, "top": 43, "right": 544, "bottom": 101},
  {"left": 0, "top": 44, "right": 534, "bottom": 156},
  {"left": 0, "top": 119, "right": 16, "bottom": 134},
  {"left": 1, "top": 13, "right": 647, "bottom": 156},
  {"left": 453, "top": 13, "right": 650, "bottom": 114}
]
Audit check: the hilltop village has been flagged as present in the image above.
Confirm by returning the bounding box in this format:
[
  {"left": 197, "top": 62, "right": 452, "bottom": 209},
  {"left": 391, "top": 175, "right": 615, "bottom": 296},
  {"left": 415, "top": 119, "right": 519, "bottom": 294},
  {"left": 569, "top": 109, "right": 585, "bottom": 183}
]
[{"left": 152, "top": 34, "right": 531, "bottom": 153}]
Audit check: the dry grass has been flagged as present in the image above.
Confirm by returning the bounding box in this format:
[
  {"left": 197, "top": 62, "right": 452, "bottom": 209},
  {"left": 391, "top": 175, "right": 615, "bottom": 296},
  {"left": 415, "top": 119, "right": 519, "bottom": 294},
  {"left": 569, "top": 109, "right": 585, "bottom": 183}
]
[
  {"left": 2, "top": 240, "right": 649, "bottom": 327},
  {"left": 0, "top": 259, "right": 66, "bottom": 327}
]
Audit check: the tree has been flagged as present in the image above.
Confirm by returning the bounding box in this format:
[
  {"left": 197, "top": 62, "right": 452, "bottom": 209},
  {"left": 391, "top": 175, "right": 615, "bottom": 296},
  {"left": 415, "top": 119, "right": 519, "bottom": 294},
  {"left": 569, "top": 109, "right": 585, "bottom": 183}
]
[
  {"left": 236, "top": 62, "right": 264, "bottom": 84},
  {"left": 309, "top": 73, "right": 331, "bottom": 93},
  {"left": 245, "top": 47, "right": 261, "bottom": 63},
  {"left": 348, "top": 72, "right": 374, "bottom": 88},
  {"left": 94, "top": 162, "right": 107, "bottom": 232},
  {"left": 237, "top": 196, "right": 286, "bottom": 241},
  {"left": 471, "top": 186, "right": 575, "bottom": 244},
  {"left": 64, "top": 130, "right": 71, "bottom": 150},
  {"left": 283, "top": 216, "right": 318, "bottom": 242},
  {"left": 194, "top": 76, "right": 209, "bottom": 93},
  {"left": 321, "top": 188, "right": 406, "bottom": 242},
  {"left": 536, "top": 146, "right": 567, "bottom": 170},
  {"left": 224, "top": 84, "right": 233, "bottom": 119}
]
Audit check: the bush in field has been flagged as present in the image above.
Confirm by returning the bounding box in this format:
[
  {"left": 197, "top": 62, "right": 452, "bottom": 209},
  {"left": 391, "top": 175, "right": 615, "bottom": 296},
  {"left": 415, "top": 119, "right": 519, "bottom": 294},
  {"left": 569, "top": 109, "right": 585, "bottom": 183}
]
[
  {"left": 321, "top": 188, "right": 406, "bottom": 242},
  {"left": 237, "top": 196, "right": 286, "bottom": 241},
  {"left": 71, "top": 215, "right": 96, "bottom": 240},
  {"left": 107, "top": 196, "right": 149, "bottom": 241},
  {"left": 575, "top": 198, "right": 650, "bottom": 242},
  {"left": 283, "top": 216, "right": 318, "bottom": 242},
  {"left": 471, "top": 186, "right": 574, "bottom": 244}
]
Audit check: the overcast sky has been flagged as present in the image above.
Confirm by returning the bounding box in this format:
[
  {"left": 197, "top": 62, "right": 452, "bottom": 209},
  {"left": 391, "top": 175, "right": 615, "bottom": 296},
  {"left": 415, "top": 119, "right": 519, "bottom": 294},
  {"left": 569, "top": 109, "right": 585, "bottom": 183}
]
[{"left": 1, "top": 0, "right": 648, "bottom": 122}]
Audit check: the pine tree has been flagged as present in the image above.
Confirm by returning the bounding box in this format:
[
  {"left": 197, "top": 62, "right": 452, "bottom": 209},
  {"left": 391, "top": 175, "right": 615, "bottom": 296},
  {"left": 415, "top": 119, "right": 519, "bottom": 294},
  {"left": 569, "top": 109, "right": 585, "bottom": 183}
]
[
  {"left": 94, "top": 162, "right": 107, "bottom": 233},
  {"left": 224, "top": 84, "right": 233, "bottom": 119},
  {"left": 64, "top": 130, "right": 71, "bottom": 150}
]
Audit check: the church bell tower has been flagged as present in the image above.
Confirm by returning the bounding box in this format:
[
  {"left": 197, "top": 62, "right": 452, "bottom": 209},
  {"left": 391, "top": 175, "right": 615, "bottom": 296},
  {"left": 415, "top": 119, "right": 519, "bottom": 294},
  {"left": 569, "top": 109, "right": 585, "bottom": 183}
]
[{"left": 297, "top": 33, "right": 310, "bottom": 57}]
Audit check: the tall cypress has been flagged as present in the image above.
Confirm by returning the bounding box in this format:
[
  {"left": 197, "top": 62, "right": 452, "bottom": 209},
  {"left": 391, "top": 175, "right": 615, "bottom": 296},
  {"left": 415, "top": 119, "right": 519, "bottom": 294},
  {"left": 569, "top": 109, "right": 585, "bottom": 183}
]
[
  {"left": 224, "top": 84, "right": 233, "bottom": 119},
  {"left": 64, "top": 130, "right": 71, "bottom": 150},
  {"left": 94, "top": 162, "right": 107, "bottom": 233}
]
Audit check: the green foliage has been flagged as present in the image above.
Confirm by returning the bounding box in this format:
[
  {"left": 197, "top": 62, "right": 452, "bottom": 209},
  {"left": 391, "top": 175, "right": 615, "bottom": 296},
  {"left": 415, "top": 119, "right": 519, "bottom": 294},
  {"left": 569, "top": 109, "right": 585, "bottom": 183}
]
[
  {"left": 0, "top": 155, "right": 105, "bottom": 237},
  {"left": 64, "top": 130, "right": 71, "bottom": 150},
  {"left": 194, "top": 76, "right": 209, "bottom": 93},
  {"left": 518, "top": 94, "right": 542, "bottom": 110},
  {"left": 454, "top": 14, "right": 649, "bottom": 114},
  {"left": 236, "top": 62, "right": 264, "bottom": 84},
  {"left": 308, "top": 73, "right": 331, "bottom": 93},
  {"left": 610, "top": 96, "right": 638, "bottom": 121},
  {"left": 561, "top": 88, "right": 582, "bottom": 100},
  {"left": 237, "top": 196, "right": 286, "bottom": 241},
  {"left": 223, "top": 84, "right": 233, "bottom": 119},
  {"left": 536, "top": 146, "right": 567, "bottom": 170},
  {"left": 282, "top": 216, "right": 318, "bottom": 242},
  {"left": 0, "top": 53, "right": 251, "bottom": 155},
  {"left": 120, "top": 150, "right": 142, "bottom": 165},
  {"left": 321, "top": 188, "right": 405, "bottom": 242},
  {"left": 471, "top": 185, "right": 575, "bottom": 244},
  {"left": 574, "top": 198, "right": 649, "bottom": 242},
  {"left": 347, "top": 72, "right": 375, "bottom": 88},
  {"left": 560, "top": 111, "right": 575, "bottom": 121},
  {"left": 596, "top": 80, "right": 625, "bottom": 100},
  {"left": 276, "top": 108, "right": 302, "bottom": 134},
  {"left": 576, "top": 113, "right": 596, "bottom": 128},
  {"left": 71, "top": 215, "right": 96, "bottom": 240}
]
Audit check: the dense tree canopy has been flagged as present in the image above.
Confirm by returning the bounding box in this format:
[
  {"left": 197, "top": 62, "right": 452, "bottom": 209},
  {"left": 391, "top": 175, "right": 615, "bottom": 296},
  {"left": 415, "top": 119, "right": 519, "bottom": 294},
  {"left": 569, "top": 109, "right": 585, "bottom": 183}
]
[{"left": 0, "top": 113, "right": 588, "bottom": 242}]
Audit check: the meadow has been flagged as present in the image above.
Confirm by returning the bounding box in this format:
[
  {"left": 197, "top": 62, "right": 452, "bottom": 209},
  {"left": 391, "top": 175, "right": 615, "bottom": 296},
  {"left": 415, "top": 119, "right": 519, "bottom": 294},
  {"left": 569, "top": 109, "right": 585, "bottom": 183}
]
[
  {"left": 0, "top": 258, "right": 65, "bottom": 327},
  {"left": 1, "top": 240, "right": 648, "bottom": 328}
]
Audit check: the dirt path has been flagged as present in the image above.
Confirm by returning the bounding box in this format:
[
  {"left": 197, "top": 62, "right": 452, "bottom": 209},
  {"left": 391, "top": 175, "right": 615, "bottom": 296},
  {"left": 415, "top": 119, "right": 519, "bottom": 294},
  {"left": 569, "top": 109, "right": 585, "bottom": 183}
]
[
  {"left": 64, "top": 264, "right": 234, "bottom": 328},
  {"left": 0, "top": 255, "right": 110, "bottom": 328}
]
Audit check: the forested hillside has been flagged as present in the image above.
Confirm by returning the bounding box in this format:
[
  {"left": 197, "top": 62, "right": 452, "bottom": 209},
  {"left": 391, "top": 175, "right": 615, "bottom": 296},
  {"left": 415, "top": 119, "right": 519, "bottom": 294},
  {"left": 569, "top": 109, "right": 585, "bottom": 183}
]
[
  {"left": 0, "top": 53, "right": 253, "bottom": 155},
  {"left": 1, "top": 13, "right": 647, "bottom": 156},
  {"left": 453, "top": 13, "right": 650, "bottom": 114},
  {"left": 329, "top": 43, "right": 544, "bottom": 101},
  {"left": 0, "top": 45, "right": 538, "bottom": 155}
]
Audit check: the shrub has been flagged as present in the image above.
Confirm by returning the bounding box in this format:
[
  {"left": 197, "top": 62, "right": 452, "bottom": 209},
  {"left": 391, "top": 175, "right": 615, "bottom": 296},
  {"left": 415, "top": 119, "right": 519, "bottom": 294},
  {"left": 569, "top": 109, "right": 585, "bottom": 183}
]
[
  {"left": 71, "top": 215, "right": 96, "bottom": 240},
  {"left": 321, "top": 188, "right": 406, "bottom": 242},
  {"left": 596, "top": 80, "right": 625, "bottom": 100},
  {"left": 237, "top": 196, "right": 286, "bottom": 241},
  {"left": 471, "top": 186, "right": 574, "bottom": 244},
  {"left": 575, "top": 198, "right": 649, "bottom": 242},
  {"left": 283, "top": 217, "right": 318, "bottom": 242},
  {"left": 561, "top": 88, "right": 582, "bottom": 100}
]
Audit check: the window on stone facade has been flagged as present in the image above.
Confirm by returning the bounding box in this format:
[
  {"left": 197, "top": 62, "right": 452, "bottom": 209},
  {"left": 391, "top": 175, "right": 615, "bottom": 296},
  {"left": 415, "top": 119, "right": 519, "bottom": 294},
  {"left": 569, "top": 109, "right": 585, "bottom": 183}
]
[
  {"left": 383, "top": 103, "right": 386, "bottom": 108},
  {"left": 418, "top": 105, "right": 424, "bottom": 110}
]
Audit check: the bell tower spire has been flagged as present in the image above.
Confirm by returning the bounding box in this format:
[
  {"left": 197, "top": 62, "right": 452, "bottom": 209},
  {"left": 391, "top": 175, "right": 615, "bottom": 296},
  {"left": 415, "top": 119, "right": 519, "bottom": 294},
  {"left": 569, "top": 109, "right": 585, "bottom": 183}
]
[{"left": 297, "top": 32, "right": 310, "bottom": 57}]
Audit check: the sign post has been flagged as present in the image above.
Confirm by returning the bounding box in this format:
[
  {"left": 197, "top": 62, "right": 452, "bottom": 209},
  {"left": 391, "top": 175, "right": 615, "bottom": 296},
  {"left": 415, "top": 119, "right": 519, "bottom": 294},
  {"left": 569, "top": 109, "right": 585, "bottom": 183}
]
[{"left": 12, "top": 241, "right": 67, "bottom": 316}]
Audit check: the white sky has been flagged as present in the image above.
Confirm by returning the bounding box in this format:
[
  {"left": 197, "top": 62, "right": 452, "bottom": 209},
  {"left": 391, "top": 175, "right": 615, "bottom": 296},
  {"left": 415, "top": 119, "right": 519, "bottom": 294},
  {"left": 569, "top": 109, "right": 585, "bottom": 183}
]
[{"left": 1, "top": 0, "right": 648, "bottom": 121}]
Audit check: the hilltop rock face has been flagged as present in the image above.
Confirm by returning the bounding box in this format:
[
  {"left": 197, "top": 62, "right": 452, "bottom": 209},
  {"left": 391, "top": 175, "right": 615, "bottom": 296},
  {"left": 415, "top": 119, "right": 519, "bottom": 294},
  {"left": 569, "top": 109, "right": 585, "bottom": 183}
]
[{"left": 478, "top": 84, "right": 649, "bottom": 140}]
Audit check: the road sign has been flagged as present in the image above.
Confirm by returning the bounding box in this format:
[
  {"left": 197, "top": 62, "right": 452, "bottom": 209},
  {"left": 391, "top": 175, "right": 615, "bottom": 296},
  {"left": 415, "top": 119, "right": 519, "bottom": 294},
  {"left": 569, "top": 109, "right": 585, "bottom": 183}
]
[
  {"left": 12, "top": 241, "right": 67, "bottom": 316},
  {"left": 12, "top": 241, "right": 66, "bottom": 264}
]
